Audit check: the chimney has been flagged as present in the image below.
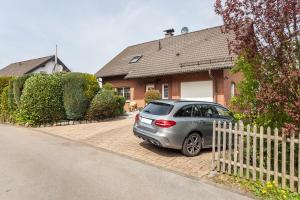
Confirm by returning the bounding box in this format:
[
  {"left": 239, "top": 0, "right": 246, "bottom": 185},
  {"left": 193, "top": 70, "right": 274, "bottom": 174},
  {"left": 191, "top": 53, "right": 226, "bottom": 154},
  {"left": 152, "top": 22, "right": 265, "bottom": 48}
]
[{"left": 164, "top": 28, "right": 174, "bottom": 38}]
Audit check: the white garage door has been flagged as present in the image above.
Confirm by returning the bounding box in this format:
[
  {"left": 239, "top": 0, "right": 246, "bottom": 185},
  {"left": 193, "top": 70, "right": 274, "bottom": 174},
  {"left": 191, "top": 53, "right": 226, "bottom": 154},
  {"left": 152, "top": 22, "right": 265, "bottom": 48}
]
[{"left": 181, "top": 81, "right": 213, "bottom": 102}]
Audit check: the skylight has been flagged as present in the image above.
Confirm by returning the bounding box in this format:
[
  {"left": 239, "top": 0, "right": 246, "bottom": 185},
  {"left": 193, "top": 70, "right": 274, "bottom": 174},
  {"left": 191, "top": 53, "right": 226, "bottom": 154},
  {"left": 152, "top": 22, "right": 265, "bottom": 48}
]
[{"left": 129, "top": 55, "right": 142, "bottom": 63}]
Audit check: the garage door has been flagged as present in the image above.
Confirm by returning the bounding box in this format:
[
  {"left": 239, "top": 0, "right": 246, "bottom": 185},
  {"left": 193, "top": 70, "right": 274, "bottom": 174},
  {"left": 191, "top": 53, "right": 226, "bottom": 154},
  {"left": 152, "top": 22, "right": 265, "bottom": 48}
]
[{"left": 181, "top": 81, "right": 213, "bottom": 102}]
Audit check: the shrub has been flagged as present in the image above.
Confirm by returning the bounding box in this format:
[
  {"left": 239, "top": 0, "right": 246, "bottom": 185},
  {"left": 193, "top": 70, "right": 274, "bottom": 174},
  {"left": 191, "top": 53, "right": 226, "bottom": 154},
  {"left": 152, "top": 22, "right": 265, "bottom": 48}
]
[
  {"left": 82, "top": 73, "right": 100, "bottom": 101},
  {"left": 0, "top": 76, "right": 12, "bottom": 112},
  {"left": 103, "top": 82, "right": 113, "bottom": 91},
  {"left": 0, "top": 86, "right": 9, "bottom": 121},
  {"left": 144, "top": 90, "right": 161, "bottom": 104},
  {"left": 12, "top": 74, "right": 32, "bottom": 106},
  {"left": 115, "top": 95, "right": 126, "bottom": 116},
  {"left": 62, "top": 73, "right": 89, "bottom": 120},
  {"left": 0, "top": 76, "right": 12, "bottom": 94},
  {"left": 7, "top": 79, "right": 16, "bottom": 115},
  {"left": 87, "top": 90, "right": 118, "bottom": 120},
  {"left": 17, "top": 74, "right": 65, "bottom": 125}
]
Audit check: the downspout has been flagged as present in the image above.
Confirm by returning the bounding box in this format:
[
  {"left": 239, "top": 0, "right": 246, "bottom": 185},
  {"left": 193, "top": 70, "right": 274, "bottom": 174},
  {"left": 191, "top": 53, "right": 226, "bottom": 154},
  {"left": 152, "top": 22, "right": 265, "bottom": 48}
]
[{"left": 208, "top": 69, "right": 216, "bottom": 102}]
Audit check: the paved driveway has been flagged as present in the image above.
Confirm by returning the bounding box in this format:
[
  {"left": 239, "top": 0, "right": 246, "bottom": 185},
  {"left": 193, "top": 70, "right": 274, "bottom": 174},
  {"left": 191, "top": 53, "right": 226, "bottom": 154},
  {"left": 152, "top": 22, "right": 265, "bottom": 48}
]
[
  {"left": 0, "top": 124, "right": 253, "bottom": 200},
  {"left": 37, "top": 116, "right": 212, "bottom": 179}
]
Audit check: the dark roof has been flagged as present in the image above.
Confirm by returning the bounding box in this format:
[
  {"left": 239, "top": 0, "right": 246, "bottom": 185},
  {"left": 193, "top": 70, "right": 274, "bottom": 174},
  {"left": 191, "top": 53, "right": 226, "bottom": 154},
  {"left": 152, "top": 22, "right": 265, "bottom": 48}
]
[
  {"left": 0, "top": 55, "right": 70, "bottom": 77},
  {"left": 96, "top": 25, "right": 235, "bottom": 79}
]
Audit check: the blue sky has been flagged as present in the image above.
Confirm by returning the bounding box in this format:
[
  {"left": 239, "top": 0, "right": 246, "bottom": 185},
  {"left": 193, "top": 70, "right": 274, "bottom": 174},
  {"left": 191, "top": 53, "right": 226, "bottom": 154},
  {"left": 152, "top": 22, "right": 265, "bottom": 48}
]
[{"left": 0, "top": 0, "right": 222, "bottom": 73}]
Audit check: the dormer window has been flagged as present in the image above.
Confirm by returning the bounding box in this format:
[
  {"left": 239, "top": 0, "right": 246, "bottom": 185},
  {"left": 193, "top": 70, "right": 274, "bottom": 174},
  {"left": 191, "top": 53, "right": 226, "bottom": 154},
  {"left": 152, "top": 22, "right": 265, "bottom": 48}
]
[{"left": 129, "top": 55, "right": 142, "bottom": 63}]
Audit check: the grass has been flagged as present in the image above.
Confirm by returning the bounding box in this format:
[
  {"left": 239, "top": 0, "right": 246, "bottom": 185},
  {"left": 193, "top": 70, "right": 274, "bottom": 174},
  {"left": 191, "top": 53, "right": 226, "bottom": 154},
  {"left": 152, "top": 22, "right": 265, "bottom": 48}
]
[{"left": 211, "top": 174, "right": 300, "bottom": 200}]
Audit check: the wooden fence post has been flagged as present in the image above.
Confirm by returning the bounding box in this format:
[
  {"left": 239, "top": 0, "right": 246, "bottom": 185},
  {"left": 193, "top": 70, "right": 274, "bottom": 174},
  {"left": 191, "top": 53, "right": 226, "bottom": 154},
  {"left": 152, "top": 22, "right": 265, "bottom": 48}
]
[
  {"left": 217, "top": 121, "right": 221, "bottom": 171},
  {"left": 282, "top": 131, "right": 287, "bottom": 189},
  {"left": 228, "top": 122, "right": 232, "bottom": 174},
  {"left": 298, "top": 131, "right": 300, "bottom": 193},
  {"left": 290, "top": 131, "right": 295, "bottom": 192},
  {"left": 259, "top": 126, "right": 264, "bottom": 181},
  {"left": 246, "top": 124, "right": 250, "bottom": 179},
  {"left": 222, "top": 122, "right": 227, "bottom": 172},
  {"left": 233, "top": 123, "right": 238, "bottom": 175},
  {"left": 239, "top": 121, "right": 244, "bottom": 177},
  {"left": 266, "top": 127, "right": 271, "bottom": 182},
  {"left": 253, "top": 126, "right": 257, "bottom": 181},
  {"left": 211, "top": 120, "right": 216, "bottom": 171},
  {"left": 274, "top": 128, "right": 279, "bottom": 185}
]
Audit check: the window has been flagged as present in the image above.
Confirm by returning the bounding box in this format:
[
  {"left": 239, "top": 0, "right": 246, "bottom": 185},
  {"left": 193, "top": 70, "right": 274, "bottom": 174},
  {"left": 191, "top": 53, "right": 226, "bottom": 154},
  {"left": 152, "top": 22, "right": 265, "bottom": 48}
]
[
  {"left": 231, "top": 82, "right": 236, "bottom": 97},
  {"left": 174, "top": 105, "right": 193, "bottom": 117},
  {"left": 117, "top": 87, "right": 130, "bottom": 100},
  {"left": 192, "top": 105, "right": 202, "bottom": 117},
  {"left": 215, "top": 106, "right": 232, "bottom": 120},
  {"left": 197, "top": 105, "right": 218, "bottom": 118},
  {"left": 142, "top": 102, "right": 173, "bottom": 116},
  {"left": 146, "top": 84, "right": 155, "bottom": 91},
  {"left": 129, "top": 55, "right": 142, "bottom": 63},
  {"left": 162, "top": 84, "right": 169, "bottom": 99}
]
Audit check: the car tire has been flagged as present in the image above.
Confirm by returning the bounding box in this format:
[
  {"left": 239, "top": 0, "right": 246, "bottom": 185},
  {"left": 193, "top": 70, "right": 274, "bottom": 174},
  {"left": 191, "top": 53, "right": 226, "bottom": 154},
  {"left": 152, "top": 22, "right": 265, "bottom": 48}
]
[{"left": 181, "top": 133, "right": 202, "bottom": 157}]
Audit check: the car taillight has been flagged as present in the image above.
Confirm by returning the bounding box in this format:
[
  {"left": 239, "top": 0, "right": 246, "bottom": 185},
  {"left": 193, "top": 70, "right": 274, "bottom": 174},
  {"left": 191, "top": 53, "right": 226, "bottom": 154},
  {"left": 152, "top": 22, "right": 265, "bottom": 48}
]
[
  {"left": 135, "top": 113, "right": 140, "bottom": 122},
  {"left": 154, "top": 119, "right": 176, "bottom": 128}
]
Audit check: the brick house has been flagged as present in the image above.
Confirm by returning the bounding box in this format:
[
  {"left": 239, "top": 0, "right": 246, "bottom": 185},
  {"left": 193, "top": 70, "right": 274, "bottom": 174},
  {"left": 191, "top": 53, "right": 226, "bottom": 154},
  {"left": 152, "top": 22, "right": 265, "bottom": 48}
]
[{"left": 96, "top": 26, "right": 242, "bottom": 109}]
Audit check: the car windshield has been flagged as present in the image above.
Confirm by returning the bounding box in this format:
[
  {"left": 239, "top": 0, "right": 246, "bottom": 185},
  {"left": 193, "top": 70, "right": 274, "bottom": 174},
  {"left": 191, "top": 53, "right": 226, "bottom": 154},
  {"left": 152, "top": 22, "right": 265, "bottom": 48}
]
[{"left": 142, "top": 102, "right": 173, "bottom": 116}]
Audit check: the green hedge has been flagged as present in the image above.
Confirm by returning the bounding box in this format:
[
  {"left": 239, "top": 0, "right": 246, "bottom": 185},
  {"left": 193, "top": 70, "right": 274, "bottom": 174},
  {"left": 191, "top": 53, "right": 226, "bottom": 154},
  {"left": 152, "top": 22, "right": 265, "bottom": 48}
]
[
  {"left": 115, "top": 95, "right": 126, "bottom": 116},
  {"left": 82, "top": 73, "right": 100, "bottom": 101},
  {"left": 102, "top": 82, "right": 113, "bottom": 91},
  {"left": 62, "top": 73, "right": 89, "bottom": 120},
  {"left": 12, "top": 74, "right": 32, "bottom": 106},
  {"left": 17, "top": 74, "right": 65, "bottom": 125},
  {"left": 0, "top": 86, "right": 9, "bottom": 121},
  {"left": 0, "top": 77, "right": 12, "bottom": 111},
  {"left": 87, "top": 90, "right": 118, "bottom": 120},
  {"left": 7, "top": 79, "right": 16, "bottom": 115},
  {"left": 0, "top": 72, "right": 125, "bottom": 125},
  {"left": 0, "top": 76, "right": 12, "bottom": 94},
  {"left": 145, "top": 90, "right": 161, "bottom": 104}
]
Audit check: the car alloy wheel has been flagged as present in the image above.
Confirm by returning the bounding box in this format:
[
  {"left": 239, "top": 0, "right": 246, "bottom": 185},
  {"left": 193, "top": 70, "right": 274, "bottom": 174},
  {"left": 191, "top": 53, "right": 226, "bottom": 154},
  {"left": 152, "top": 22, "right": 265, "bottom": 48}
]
[{"left": 182, "top": 133, "right": 202, "bottom": 157}]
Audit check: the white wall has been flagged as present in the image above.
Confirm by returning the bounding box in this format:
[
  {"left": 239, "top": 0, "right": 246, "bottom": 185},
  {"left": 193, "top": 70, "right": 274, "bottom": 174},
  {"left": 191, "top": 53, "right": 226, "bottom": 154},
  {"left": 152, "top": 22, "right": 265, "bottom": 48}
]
[{"left": 32, "top": 60, "right": 64, "bottom": 74}]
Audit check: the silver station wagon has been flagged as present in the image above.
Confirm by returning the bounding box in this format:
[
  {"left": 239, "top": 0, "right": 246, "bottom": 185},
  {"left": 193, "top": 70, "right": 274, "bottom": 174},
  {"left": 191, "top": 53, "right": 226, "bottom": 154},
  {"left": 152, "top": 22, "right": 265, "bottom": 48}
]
[{"left": 133, "top": 100, "right": 234, "bottom": 157}]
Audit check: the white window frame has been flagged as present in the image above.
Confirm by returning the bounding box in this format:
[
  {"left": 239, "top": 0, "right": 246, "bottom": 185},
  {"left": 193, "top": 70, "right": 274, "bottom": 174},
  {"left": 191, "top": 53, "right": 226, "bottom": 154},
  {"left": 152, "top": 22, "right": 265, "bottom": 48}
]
[
  {"left": 230, "top": 82, "right": 236, "bottom": 98},
  {"left": 117, "top": 87, "right": 131, "bottom": 101},
  {"left": 146, "top": 84, "right": 155, "bottom": 91},
  {"left": 162, "top": 83, "right": 169, "bottom": 99}
]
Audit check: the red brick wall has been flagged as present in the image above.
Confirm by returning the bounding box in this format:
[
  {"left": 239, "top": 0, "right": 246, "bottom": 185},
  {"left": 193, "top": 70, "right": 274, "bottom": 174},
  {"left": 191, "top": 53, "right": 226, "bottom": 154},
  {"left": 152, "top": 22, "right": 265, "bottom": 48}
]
[
  {"left": 102, "top": 69, "right": 243, "bottom": 109},
  {"left": 223, "top": 69, "right": 244, "bottom": 106}
]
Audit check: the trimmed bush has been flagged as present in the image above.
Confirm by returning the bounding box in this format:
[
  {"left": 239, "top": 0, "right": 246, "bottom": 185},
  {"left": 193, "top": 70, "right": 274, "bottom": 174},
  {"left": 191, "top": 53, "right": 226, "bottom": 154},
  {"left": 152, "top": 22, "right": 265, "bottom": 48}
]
[
  {"left": 0, "top": 77, "right": 12, "bottom": 114},
  {"left": 7, "top": 79, "right": 16, "bottom": 115},
  {"left": 12, "top": 74, "right": 32, "bottom": 106},
  {"left": 17, "top": 74, "right": 65, "bottom": 125},
  {"left": 0, "top": 86, "right": 9, "bottom": 121},
  {"left": 103, "top": 82, "right": 113, "bottom": 91},
  {"left": 87, "top": 90, "right": 118, "bottom": 120},
  {"left": 115, "top": 95, "right": 126, "bottom": 116},
  {"left": 62, "top": 73, "right": 89, "bottom": 120},
  {"left": 144, "top": 90, "right": 161, "bottom": 104},
  {"left": 0, "top": 76, "right": 12, "bottom": 94},
  {"left": 82, "top": 73, "right": 100, "bottom": 101}
]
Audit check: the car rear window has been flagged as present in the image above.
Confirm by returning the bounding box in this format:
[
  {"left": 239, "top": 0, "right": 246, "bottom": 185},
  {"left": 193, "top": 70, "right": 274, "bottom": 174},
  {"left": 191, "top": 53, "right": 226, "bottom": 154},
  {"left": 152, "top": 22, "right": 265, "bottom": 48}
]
[{"left": 142, "top": 102, "right": 173, "bottom": 116}]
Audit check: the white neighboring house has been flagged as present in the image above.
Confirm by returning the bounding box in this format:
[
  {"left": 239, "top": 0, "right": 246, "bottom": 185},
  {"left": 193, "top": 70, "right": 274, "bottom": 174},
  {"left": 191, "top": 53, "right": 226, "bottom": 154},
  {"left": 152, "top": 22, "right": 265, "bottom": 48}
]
[{"left": 0, "top": 55, "right": 70, "bottom": 77}]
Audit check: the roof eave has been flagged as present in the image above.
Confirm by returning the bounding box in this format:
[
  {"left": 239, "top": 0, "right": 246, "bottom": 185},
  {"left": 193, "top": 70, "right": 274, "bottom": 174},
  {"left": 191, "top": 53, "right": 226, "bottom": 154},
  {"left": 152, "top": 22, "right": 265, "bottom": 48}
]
[{"left": 124, "top": 66, "right": 233, "bottom": 79}]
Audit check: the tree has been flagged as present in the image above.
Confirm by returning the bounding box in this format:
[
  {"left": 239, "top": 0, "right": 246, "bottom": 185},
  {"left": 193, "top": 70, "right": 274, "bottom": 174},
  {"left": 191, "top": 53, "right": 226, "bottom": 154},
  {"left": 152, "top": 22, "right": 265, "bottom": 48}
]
[{"left": 216, "top": 0, "right": 300, "bottom": 133}]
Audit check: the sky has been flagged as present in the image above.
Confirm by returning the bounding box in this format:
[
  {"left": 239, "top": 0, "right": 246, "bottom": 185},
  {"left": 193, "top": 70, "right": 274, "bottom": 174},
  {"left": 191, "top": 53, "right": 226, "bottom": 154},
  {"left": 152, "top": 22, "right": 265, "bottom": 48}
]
[{"left": 0, "top": 0, "right": 222, "bottom": 74}]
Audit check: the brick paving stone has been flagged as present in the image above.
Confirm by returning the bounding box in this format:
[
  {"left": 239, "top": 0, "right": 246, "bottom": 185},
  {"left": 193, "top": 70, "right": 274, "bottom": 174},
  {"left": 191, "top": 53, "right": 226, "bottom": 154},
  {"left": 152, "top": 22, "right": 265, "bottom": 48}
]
[{"left": 36, "top": 116, "right": 212, "bottom": 179}]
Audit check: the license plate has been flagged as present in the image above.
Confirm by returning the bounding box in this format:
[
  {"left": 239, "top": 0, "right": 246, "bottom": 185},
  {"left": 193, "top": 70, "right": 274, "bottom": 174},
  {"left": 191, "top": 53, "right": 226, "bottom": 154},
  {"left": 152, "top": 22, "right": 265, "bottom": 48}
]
[{"left": 140, "top": 117, "right": 152, "bottom": 125}]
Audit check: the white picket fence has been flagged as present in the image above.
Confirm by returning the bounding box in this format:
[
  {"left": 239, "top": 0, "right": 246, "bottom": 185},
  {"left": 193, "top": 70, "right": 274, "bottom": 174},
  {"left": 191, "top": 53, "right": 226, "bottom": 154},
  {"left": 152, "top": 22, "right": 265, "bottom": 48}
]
[{"left": 211, "top": 121, "right": 300, "bottom": 193}]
